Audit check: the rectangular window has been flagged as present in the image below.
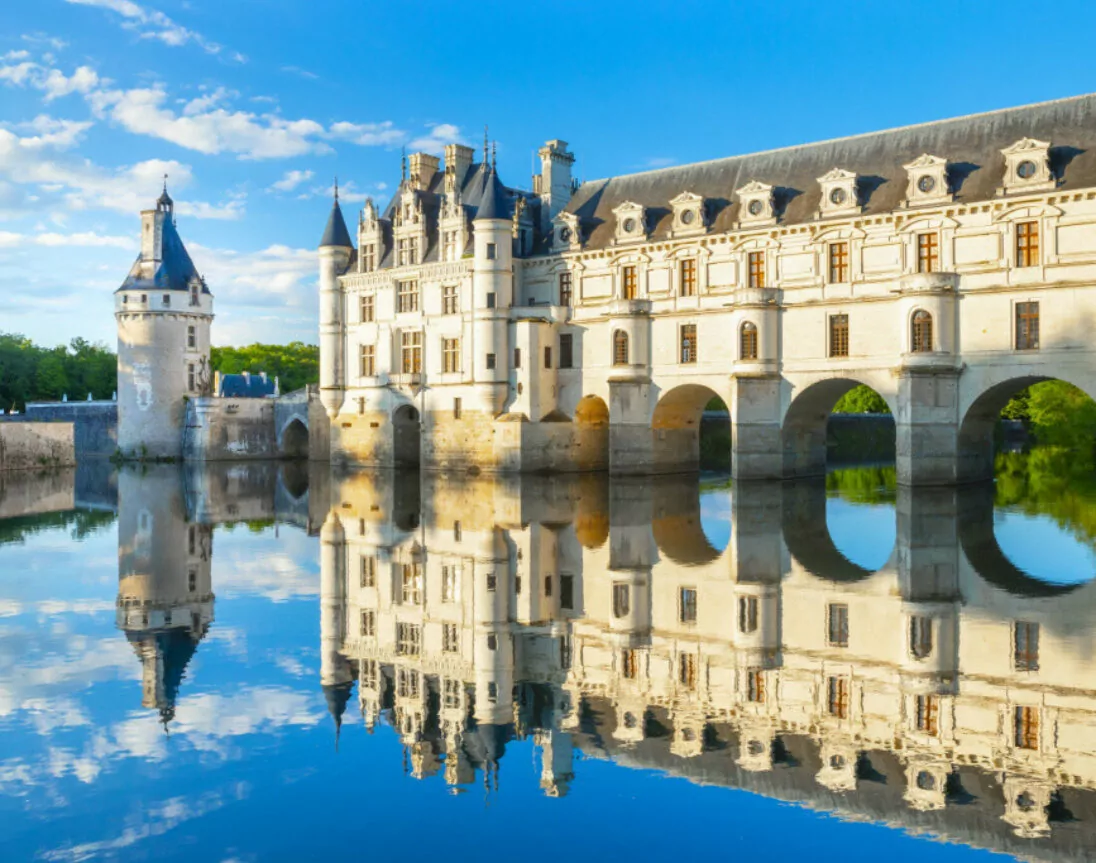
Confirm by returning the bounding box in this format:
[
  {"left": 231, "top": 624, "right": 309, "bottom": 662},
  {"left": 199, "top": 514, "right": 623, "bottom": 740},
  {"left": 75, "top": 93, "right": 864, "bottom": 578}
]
[
  {"left": 188, "top": 569, "right": 197, "bottom": 592},
  {"left": 443, "top": 678, "right": 461, "bottom": 709},
  {"left": 360, "top": 344, "right": 375, "bottom": 377},
  {"left": 396, "top": 237, "right": 418, "bottom": 267},
  {"left": 362, "top": 244, "right": 375, "bottom": 272},
  {"left": 187, "top": 326, "right": 196, "bottom": 349},
  {"left": 829, "top": 314, "right": 849, "bottom": 357},
  {"left": 485, "top": 353, "right": 496, "bottom": 370},
  {"left": 738, "top": 596, "right": 758, "bottom": 634},
  {"left": 400, "top": 331, "right": 422, "bottom": 374},
  {"left": 680, "top": 258, "right": 697, "bottom": 296},
  {"left": 397, "top": 280, "right": 419, "bottom": 313},
  {"left": 679, "top": 653, "right": 698, "bottom": 689},
  {"left": 486, "top": 573, "right": 497, "bottom": 592},
  {"left": 163, "top": 293, "right": 171, "bottom": 306},
  {"left": 748, "top": 251, "right": 765, "bottom": 288},
  {"left": 400, "top": 562, "right": 423, "bottom": 605},
  {"left": 453, "top": 521, "right": 461, "bottom": 542},
  {"left": 442, "top": 337, "right": 460, "bottom": 373},
  {"left": 829, "top": 242, "right": 849, "bottom": 283},
  {"left": 361, "top": 659, "right": 378, "bottom": 690},
  {"left": 909, "top": 616, "right": 933, "bottom": 660},
  {"left": 453, "top": 398, "right": 462, "bottom": 419},
  {"left": 1015, "top": 302, "right": 1040, "bottom": 351},
  {"left": 443, "top": 622, "right": 459, "bottom": 653},
  {"left": 396, "top": 622, "right": 421, "bottom": 656},
  {"left": 544, "top": 575, "right": 553, "bottom": 598},
  {"left": 397, "top": 669, "right": 420, "bottom": 699},
  {"left": 360, "top": 610, "right": 375, "bottom": 637},
  {"left": 827, "top": 603, "right": 849, "bottom": 647},
  {"left": 487, "top": 681, "right": 498, "bottom": 702},
  {"left": 486, "top": 242, "right": 497, "bottom": 260},
  {"left": 1016, "top": 221, "right": 1040, "bottom": 267},
  {"left": 827, "top": 676, "right": 849, "bottom": 719},
  {"left": 187, "top": 364, "right": 196, "bottom": 392},
  {"left": 360, "top": 294, "right": 375, "bottom": 322},
  {"left": 612, "top": 583, "right": 630, "bottom": 618},
  {"left": 1015, "top": 706, "right": 1039, "bottom": 749},
  {"left": 917, "top": 233, "right": 939, "bottom": 273},
  {"left": 442, "top": 284, "right": 459, "bottom": 315},
  {"left": 680, "top": 323, "right": 698, "bottom": 364},
  {"left": 1014, "top": 621, "right": 1040, "bottom": 671},
  {"left": 486, "top": 292, "right": 496, "bottom": 309},
  {"left": 680, "top": 587, "right": 698, "bottom": 624},
  {"left": 621, "top": 649, "right": 637, "bottom": 680},
  {"left": 560, "top": 574, "right": 574, "bottom": 610},
  {"left": 915, "top": 694, "right": 939, "bottom": 735},
  {"left": 443, "top": 231, "right": 457, "bottom": 262},
  {"left": 486, "top": 633, "right": 498, "bottom": 651},
  {"left": 747, "top": 669, "right": 766, "bottom": 704},
  {"left": 559, "top": 333, "right": 574, "bottom": 369},
  {"left": 622, "top": 265, "right": 638, "bottom": 299},
  {"left": 442, "top": 565, "right": 459, "bottom": 602},
  {"left": 544, "top": 346, "right": 552, "bottom": 369},
  {"left": 360, "top": 556, "right": 375, "bottom": 588},
  {"left": 559, "top": 272, "right": 573, "bottom": 306},
  {"left": 513, "top": 347, "right": 521, "bottom": 369}
]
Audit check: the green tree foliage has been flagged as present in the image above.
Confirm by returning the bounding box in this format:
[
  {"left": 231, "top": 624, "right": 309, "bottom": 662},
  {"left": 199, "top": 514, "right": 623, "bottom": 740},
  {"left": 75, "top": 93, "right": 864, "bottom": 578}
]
[
  {"left": 832, "top": 385, "right": 891, "bottom": 414},
  {"left": 0, "top": 333, "right": 117, "bottom": 412},
  {"left": 825, "top": 465, "right": 898, "bottom": 503},
  {"left": 1002, "top": 381, "right": 1096, "bottom": 449},
  {"left": 210, "top": 342, "right": 319, "bottom": 394},
  {"left": 995, "top": 448, "right": 1096, "bottom": 547}
]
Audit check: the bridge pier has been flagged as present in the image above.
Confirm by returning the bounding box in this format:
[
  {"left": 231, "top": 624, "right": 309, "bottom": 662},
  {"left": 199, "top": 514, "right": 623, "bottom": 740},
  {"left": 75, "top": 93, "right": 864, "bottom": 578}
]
[
  {"left": 896, "top": 366, "right": 964, "bottom": 486},
  {"left": 729, "top": 374, "right": 784, "bottom": 480}
]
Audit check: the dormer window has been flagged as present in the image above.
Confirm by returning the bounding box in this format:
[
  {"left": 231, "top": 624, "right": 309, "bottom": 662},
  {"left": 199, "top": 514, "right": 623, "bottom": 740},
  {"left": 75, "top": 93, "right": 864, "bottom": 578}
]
[
  {"left": 736, "top": 181, "right": 776, "bottom": 226},
  {"left": 669, "top": 192, "right": 707, "bottom": 236},
  {"left": 612, "top": 201, "right": 646, "bottom": 243},
  {"left": 817, "top": 169, "right": 859, "bottom": 218},
  {"left": 553, "top": 213, "right": 582, "bottom": 251},
  {"left": 1000, "top": 138, "right": 1054, "bottom": 195},
  {"left": 903, "top": 154, "right": 950, "bottom": 207}
]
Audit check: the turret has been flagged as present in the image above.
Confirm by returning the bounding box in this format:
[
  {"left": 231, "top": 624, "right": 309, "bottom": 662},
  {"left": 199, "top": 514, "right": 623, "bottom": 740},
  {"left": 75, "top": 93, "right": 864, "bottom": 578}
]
[
  {"left": 472, "top": 161, "right": 513, "bottom": 414},
  {"left": 319, "top": 511, "right": 353, "bottom": 743},
  {"left": 318, "top": 186, "right": 354, "bottom": 419}
]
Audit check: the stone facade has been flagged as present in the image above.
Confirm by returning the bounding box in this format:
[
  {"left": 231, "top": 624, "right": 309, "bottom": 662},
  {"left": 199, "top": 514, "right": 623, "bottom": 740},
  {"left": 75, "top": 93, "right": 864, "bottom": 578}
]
[
  {"left": 316, "top": 469, "right": 1096, "bottom": 854},
  {"left": 320, "top": 95, "right": 1096, "bottom": 484},
  {"left": 0, "top": 422, "right": 75, "bottom": 471}
]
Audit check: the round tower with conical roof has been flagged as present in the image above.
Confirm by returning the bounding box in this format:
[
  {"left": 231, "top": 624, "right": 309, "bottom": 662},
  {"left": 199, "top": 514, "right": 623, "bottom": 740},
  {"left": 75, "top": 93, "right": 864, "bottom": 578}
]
[
  {"left": 471, "top": 161, "right": 513, "bottom": 415},
  {"left": 318, "top": 185, "right": 354, "bottom": 419},
  {"left": 115, "top": 185, "right": 213, "bottom": 459}
]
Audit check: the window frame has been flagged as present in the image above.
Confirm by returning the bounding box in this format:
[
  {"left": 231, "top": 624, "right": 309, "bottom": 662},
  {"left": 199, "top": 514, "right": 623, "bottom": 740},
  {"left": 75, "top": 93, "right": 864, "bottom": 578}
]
[
  {"left": 442, "top": 284, "right": 459, "bottom": 315},
  {"left": 829, "top": 313, "right": 850, "bottom": 358},
  {"left": 747, "top": 251, "right": 765, "bottom": 289},
  {"left": 622, "top": 264, "right": 638, "bottom": 299},
  {"left": 360, "top": 344, "right": 376, "bottom": 377},
  {"left": 397, "top": 279, "right": 420, "bottom": 314},
  {"left": 916, "top": 232, "right": 939, "bottom": 274},
  {"left": 739, "top": 321, "right": 758, "bottom": 360},
  {"left": 680, "top": 323, "right": 698, "bottom": 364},
  {"left": 442, "top": 337, "right": 460, "bottom": 374},
  {"left": 559, "top": 272, "right": 573, "bottom": 306},
  {"left": 613, "top": 330, "right": 629, "bottom": 366},
  {"left": 827, "top": 603, "right": 849, "bottom": 647},
  {"left": 679, "top": 258, "right": 698, "bottom": 296},
  {"left": 1015, "top": 301, "right": 1040, "bottom": 351},
  {"left": 828, "top": 241, "right": 850, "bottom": 283},
  {"left": 911, "top": 309, "right": 933, "bottom": 353},
  {"left": 559, "top": 333, "right": 574, "bottom": 369},
  {"left": 400, "top": 331, "right": 422, "bottom": 374},
  {"left": 1016, "top": 220, "right": 1040, "bottom": 268}
]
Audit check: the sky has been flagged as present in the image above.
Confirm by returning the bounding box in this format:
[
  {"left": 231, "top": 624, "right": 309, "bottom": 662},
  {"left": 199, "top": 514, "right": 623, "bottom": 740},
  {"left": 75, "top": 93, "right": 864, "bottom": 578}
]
[{"left": 2, "top": 0, "right": 1096, "bottom": 349}]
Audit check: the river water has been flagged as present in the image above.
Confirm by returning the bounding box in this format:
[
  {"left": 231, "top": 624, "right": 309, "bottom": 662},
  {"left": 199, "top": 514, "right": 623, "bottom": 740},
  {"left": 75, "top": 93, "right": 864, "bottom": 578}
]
[{"left": 1, "top": 457, "right": 1095, "bottom": 862}]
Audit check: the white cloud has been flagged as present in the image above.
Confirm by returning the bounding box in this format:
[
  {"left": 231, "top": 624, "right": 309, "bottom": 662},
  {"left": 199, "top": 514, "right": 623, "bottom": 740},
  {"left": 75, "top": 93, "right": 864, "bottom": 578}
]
[
  {"left": 280, "top": 65, "right": 318, "bottom": 80},
  {"left": 0, "top": 57, "right": 100, "bottom": 101},
  {"left": 328, "top": 120, "right": 404, "bottom": 147},
  {"left": 408, "top": 123, "right": 463, "bottom": 153},
  {"left": 270, "top": 169, "right": 313, "bottom": 193},
  {"left": 0, "top": 230, "right": 134, "bottom": 250},
  {"left": 20, "top": 34, "right": 69, "bottom": 52},
  {"left": 63, "top": 0, "right": 243, "bottom": 61}
]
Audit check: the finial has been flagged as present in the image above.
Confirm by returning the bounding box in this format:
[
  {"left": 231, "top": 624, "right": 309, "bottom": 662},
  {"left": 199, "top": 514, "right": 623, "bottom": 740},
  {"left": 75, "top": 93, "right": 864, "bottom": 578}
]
[
  {"left": 401, "top": 147, "right": 407, "bottom": 182},
  {"left": 334, "top": 175, "right": 339, "bottom": 202},
  {"left": 483, "top": 125, "right": 489, "bottom": 164},
  {"left": 492, "top": 141, "right": 497, "bottom": 170},
  {"left": 162, "top": 173, "right": 168, "bottom": 195}
]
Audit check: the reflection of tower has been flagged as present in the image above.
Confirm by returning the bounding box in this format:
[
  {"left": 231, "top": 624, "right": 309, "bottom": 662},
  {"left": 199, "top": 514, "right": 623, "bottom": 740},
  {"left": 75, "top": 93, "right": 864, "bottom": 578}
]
[
  {"left": 320, "top": 511, "right": 353, "bottom": 743},
  {"left": 115, "top": 466, "right": 214, "bottom": 726}
]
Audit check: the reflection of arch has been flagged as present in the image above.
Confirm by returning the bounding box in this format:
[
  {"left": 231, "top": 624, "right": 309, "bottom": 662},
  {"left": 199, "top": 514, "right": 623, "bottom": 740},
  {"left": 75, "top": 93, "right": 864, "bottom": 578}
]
[
  {"left": 612, "top": 330, "right": 629, "bottom": 366},
  {"left": 781, "top": 480, "right": 884, "bottom": 581},
  {"left": 782, "top": 378, "right": 895, "bottom": 478},
  {"left": 575, "top": 395, "right": 609, "bottom": 427},
  {"left": 280, "top": 417, "right": 309, "bottom": 459},
  {"left": 652, "top": 513, "right": 722, "bottom": 565},
  {"left": 392, "top": 403, "right": 421, "bottom": 467}
]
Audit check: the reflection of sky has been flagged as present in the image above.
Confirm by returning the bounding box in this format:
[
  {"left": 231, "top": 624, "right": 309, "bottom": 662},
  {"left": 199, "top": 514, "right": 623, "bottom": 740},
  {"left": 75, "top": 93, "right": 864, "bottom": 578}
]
[
  {"left": 994, "top": 509, "right": 1096, "bottom": 585},
  {"left": 5, "top": 476, "right": 1094, "bottom": 861}
]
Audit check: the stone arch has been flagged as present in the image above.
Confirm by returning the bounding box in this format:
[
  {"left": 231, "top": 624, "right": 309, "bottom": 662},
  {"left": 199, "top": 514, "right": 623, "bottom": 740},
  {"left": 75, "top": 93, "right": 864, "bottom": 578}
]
[
  {"left": 651, "top": 383, "right": 730, "bottom": 473},
  {"left": 573, "top": 394, "right": 610, "bottom": 471},
  {"left": 781, "top": 376, "right": 896, "bottom": 478},
  {"left": 392, "top": 403, "right": 421, "bottom": 467},
  {"left": 279, "top": 417, "right": 309, "bottom": 460},
  {"left": 575, "top": 394, "right": 609, "bottom": 427}
]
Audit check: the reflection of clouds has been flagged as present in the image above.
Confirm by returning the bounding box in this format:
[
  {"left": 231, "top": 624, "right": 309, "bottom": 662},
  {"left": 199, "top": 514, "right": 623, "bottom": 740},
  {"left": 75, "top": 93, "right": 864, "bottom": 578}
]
[
  {"left": 273, "top": 654, "right": 309, "bottom": 678},
  {"left": 213, "top": 544, "right": 319, "bottom": 602},
  {"left": 41, "top": 783, "right": 251, "bottom": 863},
  {"left": 0, "top": 600, "right": 22, "bottom": 617},
  {"left": 35, "top": 600, "right": 116, "bottom": 616}
]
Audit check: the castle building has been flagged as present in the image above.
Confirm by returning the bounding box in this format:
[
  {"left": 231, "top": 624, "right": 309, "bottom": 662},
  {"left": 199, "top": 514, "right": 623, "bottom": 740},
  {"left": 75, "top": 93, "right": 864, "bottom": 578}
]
[
  {"left": 115, "top": 185, "right": 214, "bottom": 460},
  {"left": 319, "top": 96, "right": 1096, "bottom": 483}
]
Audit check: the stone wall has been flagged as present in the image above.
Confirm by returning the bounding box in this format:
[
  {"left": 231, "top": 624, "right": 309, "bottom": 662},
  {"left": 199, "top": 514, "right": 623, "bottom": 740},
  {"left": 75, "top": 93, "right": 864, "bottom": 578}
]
[
  {"left": 0, "top": 466, "right": 76, "bottom": 517},
  {"left": 0, "top": 422, "right": 76, "bottom": 471},
  {"left": 183, "top": 397, "right": 277, "bottom": 461},
  {"left": 22, "top": 402, "right": 118, "bottom": 457}
]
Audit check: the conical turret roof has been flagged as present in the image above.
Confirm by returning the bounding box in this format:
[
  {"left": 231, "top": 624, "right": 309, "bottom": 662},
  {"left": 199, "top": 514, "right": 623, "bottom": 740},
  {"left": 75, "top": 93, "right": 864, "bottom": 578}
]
[
  {"left": 475, "top": 165, "right": 511, "bottom": 221},
  {"left": 320, "top": 195, "right": 353, "bottom": 248}
]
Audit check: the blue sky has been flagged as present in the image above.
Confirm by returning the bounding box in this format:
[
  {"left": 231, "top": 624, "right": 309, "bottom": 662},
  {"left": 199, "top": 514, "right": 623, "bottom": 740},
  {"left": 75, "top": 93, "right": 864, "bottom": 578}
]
[{"left": 2, "top": 0, "right": 1096, "bottom": 348}]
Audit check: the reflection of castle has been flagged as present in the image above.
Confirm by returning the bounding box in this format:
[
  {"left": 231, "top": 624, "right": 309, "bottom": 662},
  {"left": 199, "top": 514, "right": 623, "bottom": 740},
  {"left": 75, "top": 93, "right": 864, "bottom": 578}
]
[
  {"left": 320, "top": 472, "right": 1096, "bottom": 859},
  {"left": 115, "top": 463, "right": 318, "bottom": 726}
]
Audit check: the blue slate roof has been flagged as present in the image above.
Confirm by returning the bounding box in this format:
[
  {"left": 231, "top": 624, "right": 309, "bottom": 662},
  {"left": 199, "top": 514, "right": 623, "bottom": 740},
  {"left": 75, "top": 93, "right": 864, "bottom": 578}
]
[
  {"left": 119, "top": 217, "right": 209, "bottom": 294},
  {"left": 475, "top": 165, "right": 511, "bottom": 220},
  {"left": 320, "top": 198, "right": 353, "bottom": 248},
  {"left": 218, "top": 372, "right": 276, "bottom": 398}
]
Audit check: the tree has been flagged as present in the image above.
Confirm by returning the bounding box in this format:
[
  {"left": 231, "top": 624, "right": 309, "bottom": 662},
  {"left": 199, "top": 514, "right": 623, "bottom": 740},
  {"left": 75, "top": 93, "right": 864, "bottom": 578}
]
[{"left": 832, "top": 385, "right": 890, "bottom": 414}]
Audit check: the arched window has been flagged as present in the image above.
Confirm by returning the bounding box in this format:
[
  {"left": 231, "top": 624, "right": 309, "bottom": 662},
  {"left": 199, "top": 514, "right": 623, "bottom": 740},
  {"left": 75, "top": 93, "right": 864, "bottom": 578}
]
[
  {"left": 740, "top": 321, "right": 758, "bottom": 360},
  {"left": 613, "top": 330, "right": 629, "bottom": 366},
  {"left": 911, "top": 310, "right": 933, "bottom": 353}
]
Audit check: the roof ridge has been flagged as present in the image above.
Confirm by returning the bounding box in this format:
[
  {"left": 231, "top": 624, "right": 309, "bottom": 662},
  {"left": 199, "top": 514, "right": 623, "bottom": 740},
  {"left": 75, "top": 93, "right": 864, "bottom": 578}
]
[{"left": 581, "top": 92, "right": 1096, "bottom": 187}]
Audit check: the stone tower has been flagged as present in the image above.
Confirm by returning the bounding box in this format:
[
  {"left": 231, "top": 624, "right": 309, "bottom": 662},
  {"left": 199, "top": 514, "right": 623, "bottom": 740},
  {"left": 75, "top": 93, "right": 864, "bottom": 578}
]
[
  {"left": 115, "top": 185, "right": 213, "bottom": 460},
  {"left": 318, "top": 186, "right": 353, "bottom": 420}
]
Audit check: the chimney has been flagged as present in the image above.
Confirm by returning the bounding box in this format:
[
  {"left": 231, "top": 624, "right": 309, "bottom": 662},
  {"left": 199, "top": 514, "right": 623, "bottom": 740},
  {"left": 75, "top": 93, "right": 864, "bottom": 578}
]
[
  {"left": 408, "top": 152, "right": 440, "bottom": 190},
  {"left": 445, "top": 143, "right": 475, "bottom": 187},
  {"left": 536, "top": 139, "right": 576, "bottom": 232}
]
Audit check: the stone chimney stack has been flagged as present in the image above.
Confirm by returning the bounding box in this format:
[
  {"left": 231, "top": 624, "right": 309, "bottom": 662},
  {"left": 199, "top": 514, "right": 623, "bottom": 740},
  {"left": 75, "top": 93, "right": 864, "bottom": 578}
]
[
  {"left": 445, "top": 143, "right": 475, "bottom": 187},
  {"left": 408, "top": 152, "right": 440, "bottom": 190},
  {"left": 535, "top": 139, "right": 575, "bottom": 233}
]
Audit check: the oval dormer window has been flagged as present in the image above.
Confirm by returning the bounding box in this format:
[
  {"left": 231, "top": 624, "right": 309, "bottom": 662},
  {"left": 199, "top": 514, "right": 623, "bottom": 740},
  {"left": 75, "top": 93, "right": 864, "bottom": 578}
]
[
  {"left": 559, "top": 227, "right": 572, "bottom": 242},
  {"left": 681, "top": 209, "right": 695, "bottom": 225},
  {"left": 623, "top": 218, "right": 636, "bottom": 233},
  {"left": 917, "top": 175, "right": 936, "bottom": 193},
  {"left": 830, "top": 187, "right": 847, "bottom": 206},
  {"left": 1017, "top": 160, "right": 1037, "bottom": 179},
  {"left": 748, "top": 199, "right": 764, "bottom": 216}
]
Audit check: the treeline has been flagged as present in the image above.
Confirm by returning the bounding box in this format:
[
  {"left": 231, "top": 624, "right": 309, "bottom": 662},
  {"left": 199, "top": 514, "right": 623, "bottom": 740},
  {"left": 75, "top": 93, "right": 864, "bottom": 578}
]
[{"left": 0, "top": 333, "right": 320, "bottom": 412}]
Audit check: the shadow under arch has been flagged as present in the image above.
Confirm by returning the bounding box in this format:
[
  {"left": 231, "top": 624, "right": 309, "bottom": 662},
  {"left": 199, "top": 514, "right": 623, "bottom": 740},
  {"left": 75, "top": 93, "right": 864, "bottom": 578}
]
[
  {"left": 781, "top": 479, "right": 892, "bottom": 582},
  {"left": 280, "top": 417, "right": 309, "bottom": 459},
  {"left": 392, "top": 403, "right": 421, "bottom": 467},
  {"left": 958, "top": 373, "right": 1096, "bottom": 482},
  {"left": 650, "top": 383, "right": 729, "bottom": 473},
  {"left": 782, "top": 378, "right": 895, "bottom": 478},
  {"left": 957, "top": 483, "right": 1089, "bottom": 598}
]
